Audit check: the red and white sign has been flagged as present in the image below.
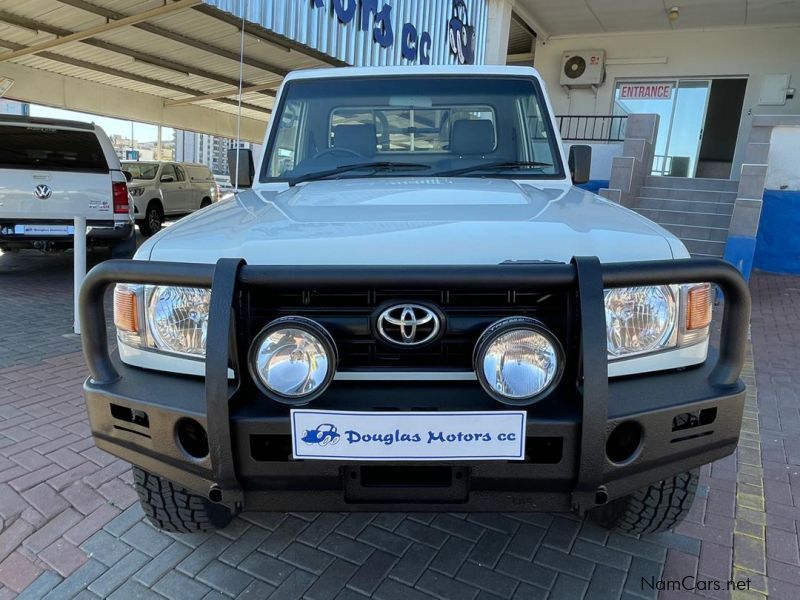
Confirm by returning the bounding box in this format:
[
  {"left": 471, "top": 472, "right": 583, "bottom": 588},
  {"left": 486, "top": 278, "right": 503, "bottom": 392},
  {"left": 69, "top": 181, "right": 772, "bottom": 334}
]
[{"left": 619, "top": 82, "right": 674, "bottom": 100}]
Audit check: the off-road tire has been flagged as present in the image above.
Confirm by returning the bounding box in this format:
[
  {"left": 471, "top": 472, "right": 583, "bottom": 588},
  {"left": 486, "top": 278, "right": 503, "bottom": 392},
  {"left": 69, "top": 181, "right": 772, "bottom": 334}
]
[
  {"left": 132, "top": 467, "right": 234, "bottom": 533},
  {"left": 590, "top": 469, "right": 698, "bottom": 534},
  {"left": 138, "top": 202, "right": 163, "bottom": 237}
]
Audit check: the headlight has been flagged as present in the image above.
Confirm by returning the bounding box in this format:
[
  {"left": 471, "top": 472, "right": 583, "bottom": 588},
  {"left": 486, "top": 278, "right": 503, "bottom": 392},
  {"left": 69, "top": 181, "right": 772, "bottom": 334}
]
[
  {"left": 473, "top": 317, "right": 563, "bottom": 406},
  {"left": 113, "top": 284, "right": 210, "bottom": 358},
  {"left": 129, "top": 187, "right": 145, "bottom": 196},
  {"left": 605, "top": 286, "right": 678, "bottom": 359},
  {"left": 604, "top": 284, "right": 712, "bottom": 361},
  {"left": 248, "top": 317, "right": 337, "bottom": 405},
  {"left": 147, "top": 286, "right": 210, "bottom": 356}
]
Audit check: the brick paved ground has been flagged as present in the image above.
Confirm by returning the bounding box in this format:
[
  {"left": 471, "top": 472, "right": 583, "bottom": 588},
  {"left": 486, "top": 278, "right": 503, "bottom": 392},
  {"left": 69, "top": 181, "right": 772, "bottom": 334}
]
[
  {"left": 747, "top": 274, "right": 800, "bottom": 599},
  {"left": 0, "top": 247, "right": 797, "bottom": 599}
]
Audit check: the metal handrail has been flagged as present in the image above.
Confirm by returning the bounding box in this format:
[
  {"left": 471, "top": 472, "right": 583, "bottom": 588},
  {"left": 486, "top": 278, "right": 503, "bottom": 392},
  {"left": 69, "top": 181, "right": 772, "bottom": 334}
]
[{"left": 556, "top": 115, "right": 628, "bottom": 142}]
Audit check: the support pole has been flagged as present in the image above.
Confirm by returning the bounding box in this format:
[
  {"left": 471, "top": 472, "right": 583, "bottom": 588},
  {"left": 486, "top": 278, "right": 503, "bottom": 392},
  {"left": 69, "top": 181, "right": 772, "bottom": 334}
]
[
  {"left": 73, "top": 216, "right": 86, "bottom": 335},
  {"left": 484, "top": 0, "right": 513, "bottom": 65}
]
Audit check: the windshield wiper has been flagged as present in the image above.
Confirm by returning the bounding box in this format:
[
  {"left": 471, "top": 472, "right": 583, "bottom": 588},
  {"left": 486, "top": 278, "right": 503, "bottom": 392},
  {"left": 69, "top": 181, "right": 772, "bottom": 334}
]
[
  {"left": 287, "top": 161, "right": 431, "bottom": 186},
  {"left": 436, "top": 160, "right": 553, "bottom": 177}
]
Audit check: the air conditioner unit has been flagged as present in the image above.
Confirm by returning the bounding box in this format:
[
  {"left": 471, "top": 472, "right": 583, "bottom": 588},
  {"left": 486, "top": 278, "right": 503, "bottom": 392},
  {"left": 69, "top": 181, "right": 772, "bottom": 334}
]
[{"left": 560, "top": 50, "right": 605, "bottom": 87}]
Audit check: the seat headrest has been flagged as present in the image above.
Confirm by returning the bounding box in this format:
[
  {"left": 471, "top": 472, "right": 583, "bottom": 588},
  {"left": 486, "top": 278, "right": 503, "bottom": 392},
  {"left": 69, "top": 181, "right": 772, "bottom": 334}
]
[
  {"left": 332, "top": 123, "right": 376, "bottom": 157},
  {"left": 450, "top": 119, "right": 495, "bottom": 156}
]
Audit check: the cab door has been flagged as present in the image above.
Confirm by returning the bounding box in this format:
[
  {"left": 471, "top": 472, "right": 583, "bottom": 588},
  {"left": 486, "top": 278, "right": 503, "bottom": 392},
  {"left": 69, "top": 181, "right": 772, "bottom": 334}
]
[
  {"left": 175, "top": 165, "right": 199, "bottom": 211},
  {"left": 158, "top": 163, "right": 189, "bottom": 215}
]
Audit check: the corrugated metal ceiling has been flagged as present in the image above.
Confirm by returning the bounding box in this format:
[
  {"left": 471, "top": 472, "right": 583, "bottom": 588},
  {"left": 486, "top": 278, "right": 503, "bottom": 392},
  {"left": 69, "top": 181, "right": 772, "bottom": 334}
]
[{"left": 0, "top": 0, "right": 335, "bottom": 123}]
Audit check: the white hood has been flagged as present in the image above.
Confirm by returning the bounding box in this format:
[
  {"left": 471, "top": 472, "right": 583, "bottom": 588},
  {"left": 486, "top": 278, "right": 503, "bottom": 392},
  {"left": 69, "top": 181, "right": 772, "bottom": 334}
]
[{"left": 137, "top": 178, "right": 686, "bottom": 265}]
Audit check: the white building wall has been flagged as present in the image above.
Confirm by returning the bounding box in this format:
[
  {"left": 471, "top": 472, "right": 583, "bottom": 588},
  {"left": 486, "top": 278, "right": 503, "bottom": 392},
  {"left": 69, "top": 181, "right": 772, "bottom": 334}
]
[
  {"left": 534, "top": 26, "right": 800, "bottom": 175},
  {"left": 766, "top": 127, "right": 800, "bottom": 191},
  {"left": 175, "top": 130, "right": 263, "bottom": 178},
  {"left": 174, "top": 130, "right": 197, "bottom": 163}
]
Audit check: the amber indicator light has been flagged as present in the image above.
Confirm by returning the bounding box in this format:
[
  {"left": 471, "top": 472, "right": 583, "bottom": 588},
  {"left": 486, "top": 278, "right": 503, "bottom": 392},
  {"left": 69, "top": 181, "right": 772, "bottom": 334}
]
[
  {"left": 686, "top": 284, "right": 712, "bottom": 330},
  {"left": 113, "top": 287, "right": 139, "bottom": 333}
]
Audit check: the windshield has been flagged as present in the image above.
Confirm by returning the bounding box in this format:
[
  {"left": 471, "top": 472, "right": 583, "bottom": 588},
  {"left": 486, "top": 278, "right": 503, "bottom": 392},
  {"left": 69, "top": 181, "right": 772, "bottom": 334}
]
[
  {"left": 123, "top": 162, "right": 159, "bottom": 180},
  {"left": 260, "top": 76, "right": 564, "bottom": 184}
]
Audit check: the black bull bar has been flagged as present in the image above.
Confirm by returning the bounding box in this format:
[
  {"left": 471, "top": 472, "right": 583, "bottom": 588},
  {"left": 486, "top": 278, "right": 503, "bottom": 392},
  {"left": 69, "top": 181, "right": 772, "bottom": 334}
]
[{"left": 79, "top": 257, "right": 750, "bottom": 512}]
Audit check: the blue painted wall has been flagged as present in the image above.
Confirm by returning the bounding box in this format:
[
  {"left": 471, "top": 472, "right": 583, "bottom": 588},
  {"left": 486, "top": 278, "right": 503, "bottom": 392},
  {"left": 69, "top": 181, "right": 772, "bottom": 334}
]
[
  {"left": 577, "top": 180, "right": 610, "bottom": 194},
  {"left": 754, "top": 189, "right": 800, "bottom": 275},
  {"left": 724, "top": 236, "right": 758, "bottom": 281}
]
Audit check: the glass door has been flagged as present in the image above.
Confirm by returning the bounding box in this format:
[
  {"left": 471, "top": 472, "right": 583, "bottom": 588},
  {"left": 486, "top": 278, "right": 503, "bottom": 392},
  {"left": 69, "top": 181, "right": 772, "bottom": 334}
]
[
  {"left": 613, "top": 81, "right": 676, "bottom": 175},
  {"left": 613, "top": 79, "right": 713, "bottom": 178},
  {"left": 662, "top": 80, "right": 711, "bottom": 178}
]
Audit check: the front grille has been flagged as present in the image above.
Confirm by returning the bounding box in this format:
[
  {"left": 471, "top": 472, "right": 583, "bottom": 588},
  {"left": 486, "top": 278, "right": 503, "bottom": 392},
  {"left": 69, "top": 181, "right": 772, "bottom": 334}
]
[{"left": 240, "top": 286, "right": 572, "bottom": 371}]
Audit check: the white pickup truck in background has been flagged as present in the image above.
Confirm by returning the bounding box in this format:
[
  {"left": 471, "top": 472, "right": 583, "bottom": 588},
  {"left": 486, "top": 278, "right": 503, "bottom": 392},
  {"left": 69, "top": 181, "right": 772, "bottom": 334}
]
[
  {"left": 0, "top": 116, "right": 135, "bottom": 258},
  {"left": 122, "top": 161, "right": 218, "bottom": 237}
]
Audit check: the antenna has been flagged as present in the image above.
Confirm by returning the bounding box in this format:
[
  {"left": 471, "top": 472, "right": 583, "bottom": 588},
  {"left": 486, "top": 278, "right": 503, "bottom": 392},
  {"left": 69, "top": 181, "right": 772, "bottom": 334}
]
[{"left": 233, "top": 0, "right": 247, "bottom": 192}]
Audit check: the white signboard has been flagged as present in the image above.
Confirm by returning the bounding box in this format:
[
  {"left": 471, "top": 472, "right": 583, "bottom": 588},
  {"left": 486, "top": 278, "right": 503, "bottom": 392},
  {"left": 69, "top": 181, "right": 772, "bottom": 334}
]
[
  {"left": 15, "top": 224, "right": 74, "bottom": 236},
  {"left": 291, "top": 409, "right": 526, "bottom": 461},
  {"left": 619, "top": 82, "right": 674, "bottom": 100}
]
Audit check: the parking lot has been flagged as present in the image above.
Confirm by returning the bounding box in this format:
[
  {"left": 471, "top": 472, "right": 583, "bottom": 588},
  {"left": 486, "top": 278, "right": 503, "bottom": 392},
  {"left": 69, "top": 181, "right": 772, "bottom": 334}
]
[{"left": 0, "top": 245, "right": 797, "bottom": 600}]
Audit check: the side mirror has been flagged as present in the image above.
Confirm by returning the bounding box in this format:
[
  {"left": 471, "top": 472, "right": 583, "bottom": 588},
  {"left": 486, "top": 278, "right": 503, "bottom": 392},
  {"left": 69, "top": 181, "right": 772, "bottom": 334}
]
[
  {"left": 568, "top": 144, "right": 591, "bottom": 185},
  {"left": 227, "top": 149, "right": 255, "bottom": 189},
  {"left": 160, "top": 175, "right": 175, "bottom": 183},
  {"left": 123, "top": 171, "right": 133, "bottom": 183}
]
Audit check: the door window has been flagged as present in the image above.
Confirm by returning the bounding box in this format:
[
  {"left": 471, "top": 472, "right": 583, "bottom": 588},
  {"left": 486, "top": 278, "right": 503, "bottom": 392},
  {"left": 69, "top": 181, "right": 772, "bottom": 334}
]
[
  {"left": 160, "top": 164, "right": 178, "bottom": 182},
  {"left": 268, "top": 100, "right": 303, "bottom": 177},
  {"left": 174, "top": 165, "right": 187, "bottom": 182}
]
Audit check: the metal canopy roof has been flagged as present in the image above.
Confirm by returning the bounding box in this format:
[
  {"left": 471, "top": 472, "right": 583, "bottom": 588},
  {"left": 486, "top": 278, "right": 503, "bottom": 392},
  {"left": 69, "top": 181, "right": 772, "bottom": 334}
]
[
  {"left": 0, "top": 0, "right": 339, "bottom": 141},
  {"left": 516, "top": 0, "right": 800, "bottom": 38}
]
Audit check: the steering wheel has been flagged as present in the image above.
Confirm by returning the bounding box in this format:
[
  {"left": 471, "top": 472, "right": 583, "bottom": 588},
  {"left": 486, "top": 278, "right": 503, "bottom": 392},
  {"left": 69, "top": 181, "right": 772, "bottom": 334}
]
[{"left": 312, "top": 147, "right": 362, "bottom": 160}]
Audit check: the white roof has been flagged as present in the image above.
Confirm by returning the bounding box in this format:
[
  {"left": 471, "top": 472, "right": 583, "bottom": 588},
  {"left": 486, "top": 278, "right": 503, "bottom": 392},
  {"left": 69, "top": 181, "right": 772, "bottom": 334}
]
[{"left": 285, "top": 65, "right": 543, "bottom": 82}]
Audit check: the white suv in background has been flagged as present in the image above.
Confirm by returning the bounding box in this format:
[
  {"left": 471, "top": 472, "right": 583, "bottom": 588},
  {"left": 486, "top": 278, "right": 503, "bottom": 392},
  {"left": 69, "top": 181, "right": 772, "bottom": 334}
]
[
  {"left": 122, "top": 161, "right": 218, "bottom": 236},
  {"left": 0, "top": 116, "right": 135, "bottom": 257}
]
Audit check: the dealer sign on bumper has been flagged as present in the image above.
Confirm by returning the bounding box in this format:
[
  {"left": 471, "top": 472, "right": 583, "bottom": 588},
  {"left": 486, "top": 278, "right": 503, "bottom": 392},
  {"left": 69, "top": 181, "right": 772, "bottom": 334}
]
[{"left": 291, "top": 410, "right": 526, "bottom": 461}]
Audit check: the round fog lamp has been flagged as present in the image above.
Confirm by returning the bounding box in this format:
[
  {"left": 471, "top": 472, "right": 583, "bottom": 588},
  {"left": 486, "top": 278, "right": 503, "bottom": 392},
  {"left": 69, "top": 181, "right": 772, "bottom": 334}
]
[
  {"left": 249, "top": 317, "right": 337, "bottom": 405},
  {"left": 473, "top": 317, "right": 563, "bottom": 406}
]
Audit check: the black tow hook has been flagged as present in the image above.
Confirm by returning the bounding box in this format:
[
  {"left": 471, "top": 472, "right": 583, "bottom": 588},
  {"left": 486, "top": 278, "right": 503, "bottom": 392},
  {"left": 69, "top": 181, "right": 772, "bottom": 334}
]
[{"left": 208, "top": 484, "right": 224, "bottom": 503}]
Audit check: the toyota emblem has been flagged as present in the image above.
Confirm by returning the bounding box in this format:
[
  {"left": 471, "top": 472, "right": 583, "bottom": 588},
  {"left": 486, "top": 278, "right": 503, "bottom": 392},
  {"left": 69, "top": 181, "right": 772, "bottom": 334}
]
[
  {"left": 377, "top": 304, "right": 442, "bottom": 346},
  {"left": 34, "top": 184, "right": 52, "bottom": 200}
]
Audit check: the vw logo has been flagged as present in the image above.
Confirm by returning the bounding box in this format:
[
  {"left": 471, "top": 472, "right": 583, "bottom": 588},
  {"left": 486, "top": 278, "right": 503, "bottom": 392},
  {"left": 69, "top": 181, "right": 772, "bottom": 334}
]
[
  {"left": 377, "top": 304, "right": 442, "bottom": 347},
  {"left": 34, "top": 184, "right": 52, "bottom": 200}
]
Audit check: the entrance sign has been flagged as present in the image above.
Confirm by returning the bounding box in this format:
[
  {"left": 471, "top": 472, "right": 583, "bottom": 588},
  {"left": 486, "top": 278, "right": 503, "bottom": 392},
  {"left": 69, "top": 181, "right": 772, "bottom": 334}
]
[{"left": 619, "top": 82, "right": 674, "bottom": 100}]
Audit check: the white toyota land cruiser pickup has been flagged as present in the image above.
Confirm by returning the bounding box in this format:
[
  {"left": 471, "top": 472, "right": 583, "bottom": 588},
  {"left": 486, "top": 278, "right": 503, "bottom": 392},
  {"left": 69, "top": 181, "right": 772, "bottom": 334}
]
[{"left": 80, "top": 66, "right": 750, "bottom": 535}]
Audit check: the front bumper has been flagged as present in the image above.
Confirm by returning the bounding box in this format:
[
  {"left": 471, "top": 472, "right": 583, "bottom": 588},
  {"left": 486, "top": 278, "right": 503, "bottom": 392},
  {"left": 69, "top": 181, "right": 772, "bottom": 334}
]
[
  {"left": 79, "top": 258, "right": 751, "bottom": 514},
  {"left": 86, "top": 354, "right": 744, "bottom": 512}
]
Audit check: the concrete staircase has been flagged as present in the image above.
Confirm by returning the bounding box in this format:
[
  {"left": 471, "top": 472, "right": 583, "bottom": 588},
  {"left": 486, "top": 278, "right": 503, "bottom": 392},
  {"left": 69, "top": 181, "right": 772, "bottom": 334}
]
[{"left": 632, "top": 176, "right": 739, "bottom": 257}]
